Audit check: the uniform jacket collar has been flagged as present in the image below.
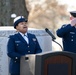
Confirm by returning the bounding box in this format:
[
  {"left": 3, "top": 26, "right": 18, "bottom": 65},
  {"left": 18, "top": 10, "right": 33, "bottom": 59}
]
[{"left": 16, "top": 32, "right": 33, "bottom": 45}]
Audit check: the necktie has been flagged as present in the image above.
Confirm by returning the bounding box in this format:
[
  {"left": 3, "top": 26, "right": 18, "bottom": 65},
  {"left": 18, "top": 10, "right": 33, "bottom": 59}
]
[{"left": 24, "top": 35, "right": 29, "bottom": 44}]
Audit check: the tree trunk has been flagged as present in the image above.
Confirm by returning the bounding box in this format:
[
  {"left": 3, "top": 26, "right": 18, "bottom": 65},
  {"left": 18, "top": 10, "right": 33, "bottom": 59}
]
[{"left": 0, "top": 0, "right": 29, "bottom": 26}]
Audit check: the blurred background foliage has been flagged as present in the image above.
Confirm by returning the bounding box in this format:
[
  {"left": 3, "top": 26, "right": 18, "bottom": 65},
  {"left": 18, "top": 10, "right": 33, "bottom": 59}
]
[{"left": 0, "top": 0, "right": 75, "bottom": 35}]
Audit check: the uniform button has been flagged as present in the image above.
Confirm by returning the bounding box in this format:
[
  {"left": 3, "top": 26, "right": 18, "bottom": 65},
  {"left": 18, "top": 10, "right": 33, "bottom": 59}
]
[
  {"left": 15, "top": 57, "right": 18, "bottom": 59},
  {"left": 28, "top": 46, "right": 29, "bottom": 47},
  {"left": 71, "top": 39, "right": 73, "bottom": 41},
  {"left": 28, "top": 51, "right": 30, "bottom": 53},
  {"left": 15, "top": 61, "right": 16, "bottom": 62},
  {"left": 17, "top": 44, "right": 19, "bottom": 46},
  {"left": 72, "top": 36, "right": 73, "bottom": 38}
]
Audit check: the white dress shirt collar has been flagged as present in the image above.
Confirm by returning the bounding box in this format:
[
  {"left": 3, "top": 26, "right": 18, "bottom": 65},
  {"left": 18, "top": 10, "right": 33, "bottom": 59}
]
[
  {"left": 19, "top": 32, "right": 28, "bottom": 37},
  {"left": 19, "top": 32, "right": 29, "bottom": 44}
]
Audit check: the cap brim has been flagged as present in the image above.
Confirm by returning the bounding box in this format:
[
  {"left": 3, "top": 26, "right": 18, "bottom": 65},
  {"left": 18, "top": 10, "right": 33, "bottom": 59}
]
[{"left": 70, "top": 12, "right": 76, "bottom": 17}]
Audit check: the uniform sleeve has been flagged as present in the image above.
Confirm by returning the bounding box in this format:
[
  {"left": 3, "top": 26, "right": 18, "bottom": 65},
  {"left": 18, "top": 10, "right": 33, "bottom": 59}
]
[
  {"left": 7, "top": 36, "right": 22, "bottom": 61},
  {"left": 56, "top": 24, "right": 74, "bottom": 37},
  {"left": 34, "top": 35, "right": 42, "bottom": 54}
]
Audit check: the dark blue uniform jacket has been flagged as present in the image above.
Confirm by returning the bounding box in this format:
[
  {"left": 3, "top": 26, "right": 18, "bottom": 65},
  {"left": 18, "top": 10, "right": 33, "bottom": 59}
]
[
  {"left": 56, "top": 24, "right": 76, "bottom": 53},
  {"left": 7, "top": 32, "right": 42, "bottom": 74}
]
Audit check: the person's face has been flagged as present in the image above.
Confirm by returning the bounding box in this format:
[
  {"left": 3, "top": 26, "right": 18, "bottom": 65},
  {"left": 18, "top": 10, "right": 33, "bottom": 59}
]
[{"left": 16, "top": 21, "right": 28, "bottom": 34}]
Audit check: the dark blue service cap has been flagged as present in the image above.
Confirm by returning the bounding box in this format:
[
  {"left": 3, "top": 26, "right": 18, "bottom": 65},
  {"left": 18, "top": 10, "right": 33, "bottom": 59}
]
[
  {"left": 13, "top": 16, "right": 28, "bottom": 29},
  {"left": 70, "top": 11, "right": 76, "bottom": 17}
]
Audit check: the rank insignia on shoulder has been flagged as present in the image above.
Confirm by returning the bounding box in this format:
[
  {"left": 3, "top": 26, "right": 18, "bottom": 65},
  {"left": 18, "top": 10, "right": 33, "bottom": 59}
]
[{"left": 62, "top": 25, "right": 66, "bottom": 28}]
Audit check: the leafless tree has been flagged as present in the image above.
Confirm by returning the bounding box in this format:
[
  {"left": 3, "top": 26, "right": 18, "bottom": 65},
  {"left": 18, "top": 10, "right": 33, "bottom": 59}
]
[{"left": 0, "top": 0, "right": 29, "bottom": 26}]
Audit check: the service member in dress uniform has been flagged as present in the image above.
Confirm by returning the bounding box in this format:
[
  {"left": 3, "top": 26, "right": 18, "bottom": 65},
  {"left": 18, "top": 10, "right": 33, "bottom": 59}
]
[
  {"left": 7, "top": 16, "right": 42, "bottom": 75},
  {"left": 56, "top": 11, "right": 76, "bottom": 53}
]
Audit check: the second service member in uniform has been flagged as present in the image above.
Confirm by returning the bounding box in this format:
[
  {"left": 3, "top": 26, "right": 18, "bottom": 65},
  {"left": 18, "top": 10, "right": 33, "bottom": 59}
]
[
  {"left": 56, "top": 11, "right": 76, "bottom": 53},
  {"left": 7, "top": 16, "right": 42, "bottom": 75}
]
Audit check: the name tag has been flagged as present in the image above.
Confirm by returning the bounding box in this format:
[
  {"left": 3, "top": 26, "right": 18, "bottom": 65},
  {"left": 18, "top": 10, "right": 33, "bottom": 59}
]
[
  {"left": 70, "top": 32, "right": 75, "bottom": 34},
  {"left": 15, "top": 41, "right": 21, "bottom": 43}
]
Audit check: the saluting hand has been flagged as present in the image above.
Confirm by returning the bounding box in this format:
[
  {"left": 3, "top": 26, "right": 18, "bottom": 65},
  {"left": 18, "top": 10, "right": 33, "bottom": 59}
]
[{"left": 71, "top": 18, "right": 76, "bottom": 26}]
